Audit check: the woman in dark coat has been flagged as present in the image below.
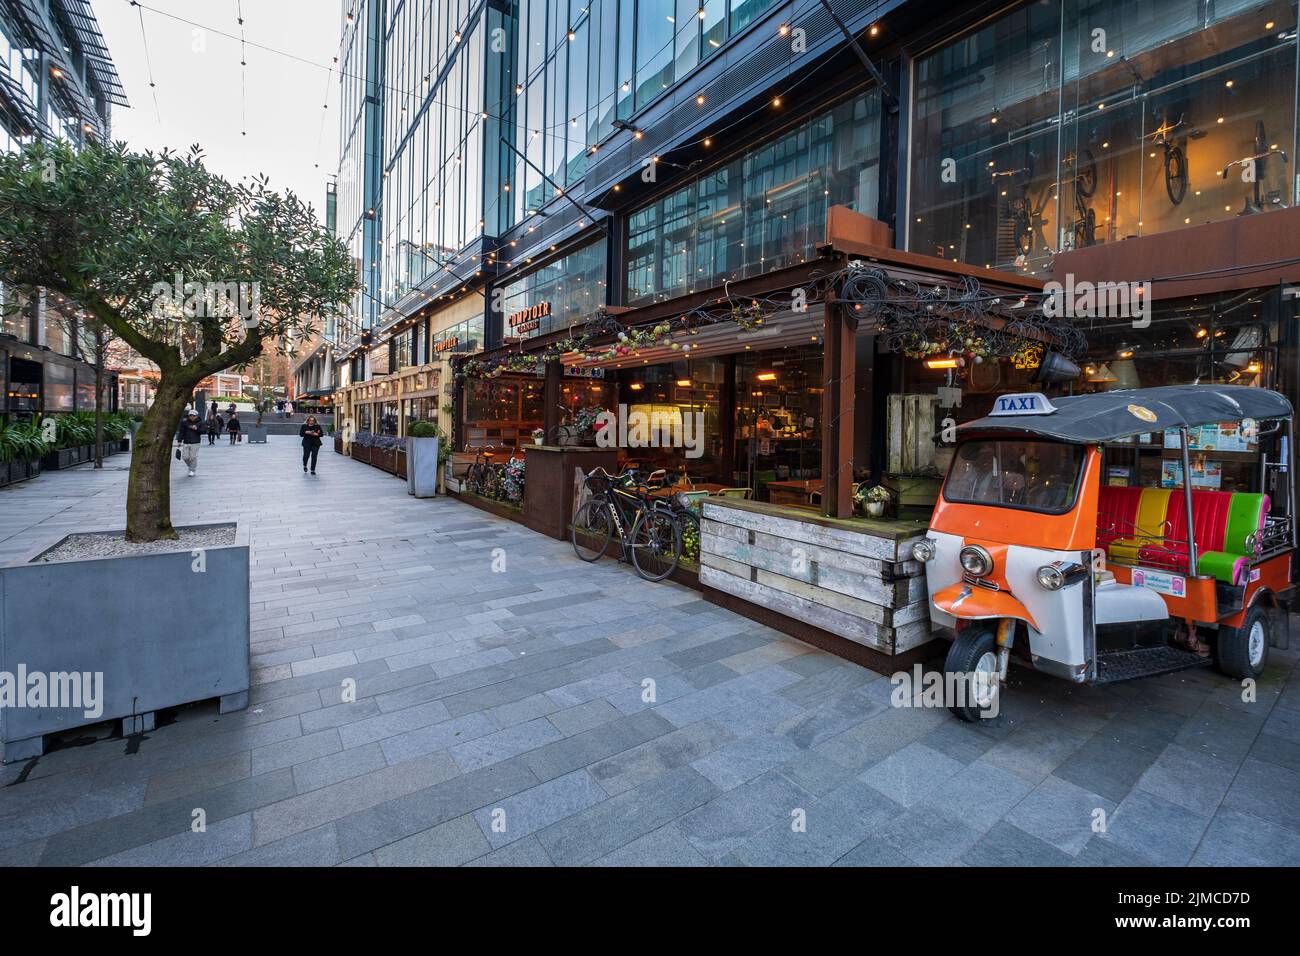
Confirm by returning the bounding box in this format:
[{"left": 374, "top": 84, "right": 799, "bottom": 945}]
[
  {"left": 226, "top": 411, "right": 242, "bottom": 444},
  {"left": 300, "top": 416, "right": 324, "bottom": 474},
  {"left": 206, "top": 410, "right": 223, "bottom": 445}
]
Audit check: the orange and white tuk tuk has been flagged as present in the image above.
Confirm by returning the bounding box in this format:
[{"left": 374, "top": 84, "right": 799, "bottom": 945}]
[{"left": 913, "top": 385, "right": 1295, "bottom": 720}]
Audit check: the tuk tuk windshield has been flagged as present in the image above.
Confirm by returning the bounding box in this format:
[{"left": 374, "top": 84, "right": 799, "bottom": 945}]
[{"left": 944, "top": 439, "right": 1085, "bottom": 514}]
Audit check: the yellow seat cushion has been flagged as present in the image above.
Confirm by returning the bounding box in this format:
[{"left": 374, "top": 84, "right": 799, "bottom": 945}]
[{"left": 1106, "top": 489, "right": 1172, "bottom": 563}]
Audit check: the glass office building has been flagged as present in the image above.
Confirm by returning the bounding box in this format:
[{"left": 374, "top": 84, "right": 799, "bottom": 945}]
[{"left": 908, "top": 0, "right": 1298, "bottom": 274}]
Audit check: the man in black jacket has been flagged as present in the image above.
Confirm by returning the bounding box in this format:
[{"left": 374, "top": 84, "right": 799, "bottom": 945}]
[
  {"left": 175, "top": 410, "right": 203, "bottom": 477},
  {"left": 300, "top": 416, "right": 324, "bottom": 474}
]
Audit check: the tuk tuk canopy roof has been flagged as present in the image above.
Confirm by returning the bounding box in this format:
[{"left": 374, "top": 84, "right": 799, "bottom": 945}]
[{"left": 957, "top": 385, "right": 1293, "bottom": 444}]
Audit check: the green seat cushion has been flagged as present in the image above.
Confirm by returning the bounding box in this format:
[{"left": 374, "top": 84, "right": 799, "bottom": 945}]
[
  {"left": 1197, "top": 550, "right": 1247, "bottom": 584},
  {"left": 1224, "top": 493, "right": 1267, "bottom": 554}
]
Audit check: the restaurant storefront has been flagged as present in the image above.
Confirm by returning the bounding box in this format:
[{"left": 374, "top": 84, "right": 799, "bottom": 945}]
[{"left": 437, "top": 0, "right": 1300, "bottom": 671}]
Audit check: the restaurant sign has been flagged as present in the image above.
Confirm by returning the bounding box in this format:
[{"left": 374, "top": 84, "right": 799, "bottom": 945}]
[
  {"left": 434, "top": 336, "right": 459, "bottom": 353},
  {"left": 508, "top": 301, "right": 551, "bottom": 337}
]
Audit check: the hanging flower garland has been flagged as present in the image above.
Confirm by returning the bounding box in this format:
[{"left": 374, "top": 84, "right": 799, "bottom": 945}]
[{"left": 453, "top": 262, "right": 1085, "bottom": 381}]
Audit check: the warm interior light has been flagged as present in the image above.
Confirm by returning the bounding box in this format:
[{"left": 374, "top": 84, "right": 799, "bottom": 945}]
[
  {"left": 924, "top": 357, "right": 960, "bottom": 369},
  {"left": 756, "top": 372, "right": 777, "bottom": 382},
  {"left": 629, "top": 382, "right": 644, "bottom": 390},
  {"left": 676, "top": 379, "right": 692, "bottom": 387}
]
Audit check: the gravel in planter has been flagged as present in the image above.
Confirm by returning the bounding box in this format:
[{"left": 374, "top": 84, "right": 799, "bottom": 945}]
[{"left": 36, "top": 525, "right": 237, "bottom": 563}]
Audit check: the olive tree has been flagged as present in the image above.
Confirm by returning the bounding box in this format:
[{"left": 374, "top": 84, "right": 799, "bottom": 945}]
[{"left": 0, "top": 140, "right": 358, "bottom": 540}]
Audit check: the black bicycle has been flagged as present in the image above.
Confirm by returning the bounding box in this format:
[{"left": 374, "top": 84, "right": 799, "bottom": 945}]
[{"left": 571, "top": 467, "right": 682, "bottom": 581}]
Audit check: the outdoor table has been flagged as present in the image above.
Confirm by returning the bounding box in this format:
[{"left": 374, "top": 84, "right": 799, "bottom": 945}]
[{"left": 766, "top": 478, "right": 823, "bottom": 506}]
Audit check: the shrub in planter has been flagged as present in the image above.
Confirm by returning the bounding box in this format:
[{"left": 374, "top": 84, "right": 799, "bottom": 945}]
[
  {"left": 2, "top": 419, "right": 50, "bottom": 479},
  {"left": 351, "top": 430, "right": 375, "bottom": 463},
  {"left": 406, "top": 420, "right": 442, "bottom": 497}
]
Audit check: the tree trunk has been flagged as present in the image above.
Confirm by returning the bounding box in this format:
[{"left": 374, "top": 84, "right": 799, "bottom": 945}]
[{"left": 125, "top": 376, "right": 191, "bottom": 542}]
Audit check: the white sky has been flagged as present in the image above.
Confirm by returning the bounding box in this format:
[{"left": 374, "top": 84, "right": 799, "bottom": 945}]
[{"left": 94, "top": 0, "right": 342, "bottom": 226}]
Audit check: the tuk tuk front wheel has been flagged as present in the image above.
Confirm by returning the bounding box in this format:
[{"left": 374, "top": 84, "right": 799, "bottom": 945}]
[
  {"left": 1215, "top": 603, "right": 1271, "bottom": 679},
  {"left": 944, "top": 624, "right": 1001, "bottom": 722}
]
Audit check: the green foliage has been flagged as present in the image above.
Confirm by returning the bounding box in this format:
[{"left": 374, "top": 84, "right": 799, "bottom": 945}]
[
  {"left": 0, "top": 418, "right": 51, "bottom": 463},
  {"left": 408, "top": 420, "right": 439, "bottom": 438},
  {"left": 54, "top": 411, "right": 95, "bottom": 449}
]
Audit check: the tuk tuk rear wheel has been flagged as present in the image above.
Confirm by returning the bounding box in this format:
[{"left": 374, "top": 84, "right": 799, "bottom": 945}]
[
  {"left": 944, "top": 625, "right": 1001, "bottom": 722},
  {"left": 1215, "top": 603, "right": 1271, "bottom": 679}
]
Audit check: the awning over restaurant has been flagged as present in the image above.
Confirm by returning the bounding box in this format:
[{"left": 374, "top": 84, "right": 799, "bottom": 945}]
[{"left": 560, "top": 307, "right": 826, "bottom": 370}]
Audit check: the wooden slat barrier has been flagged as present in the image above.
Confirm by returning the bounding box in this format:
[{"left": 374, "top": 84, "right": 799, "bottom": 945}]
[{"left": 700, "top": 500, "right": 931, "bottom": 656}]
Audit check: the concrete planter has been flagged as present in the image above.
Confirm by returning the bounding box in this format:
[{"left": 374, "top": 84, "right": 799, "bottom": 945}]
[
  {"left": 245, "top": 425, "right": 269, "bottom": 444},
  {"left": 0, "top": 522, "right": 251, "bottom": 762},
  {"left": 40, "top": 447, "right": 77, "bottom": 470},
  {"left": 407, "top": 436, "right": 440, "bottom": 497}
]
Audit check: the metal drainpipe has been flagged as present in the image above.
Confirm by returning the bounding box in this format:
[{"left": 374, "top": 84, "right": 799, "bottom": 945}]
[
  {"left": 1288, "top": 418, "right": 1297, "bottom": 551},
  {"left": 1181, "top": 427, "right": 1198, "bottom": 575}
]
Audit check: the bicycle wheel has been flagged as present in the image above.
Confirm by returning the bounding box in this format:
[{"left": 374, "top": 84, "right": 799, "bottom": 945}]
[
  {"left": 675, "top": 509, "right": 701, "bottom": 566},
  {"left": 572, "top": 500, "right": 614, "bottom": 562},
  {"left": 1076, "top": 148, "right": 1097, "bottom": 198},
  {"left": 629, "top": 508, "right": 681, "bottom": 582},
  {"left": 465, "top": 464, "right": 484, "bottom": 495},
  {"left": 1165, "top": 145, "right": 1188, "bottom": 206}
]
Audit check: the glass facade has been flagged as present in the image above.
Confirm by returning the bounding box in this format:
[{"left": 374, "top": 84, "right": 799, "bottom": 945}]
[
  {"left": 498, "top": 0, "right": 784, "bottom": 227},
  {"left": 626, "top": 89, "right": 882, "bottom": 304},
  {"left": 380, "top": 1, "right": 487, "bottom": 306},
  {"left": 909, "top": 0, "right": 1299, "bottom": 274},
  {"left": 497, "top": 238, "right": 608, "bottom": 342}
]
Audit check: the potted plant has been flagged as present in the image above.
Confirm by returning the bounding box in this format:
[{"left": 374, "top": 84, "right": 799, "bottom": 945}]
[
  {"left": 857, "top": 484, "right": 891, "bottom": 518},
  {"left": 558, "top": 405, "right": 607, "bottom": 446},
  {"left": 532, "top": 427, "right": 545, "bottom": 446},
  {"left": 501, "top": 455, "right": 526, "bottom": 505},
  {"left": 407, "top": 420, "right": 441, "bottom": 497}
]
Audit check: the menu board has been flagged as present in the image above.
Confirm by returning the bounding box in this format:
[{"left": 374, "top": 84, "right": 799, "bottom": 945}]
[
  {"left": 1160, "top": 459, "right": 1223, "bottom": 489},
  {"left": 1163, "top": 423, "right": 1256, "bottom": 453}
]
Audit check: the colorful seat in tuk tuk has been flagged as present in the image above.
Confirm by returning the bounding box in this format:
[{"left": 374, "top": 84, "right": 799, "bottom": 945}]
[
  {"left": 1099, "top": 487, "right": 1174, "bottom": 562},
  {"left": 1136, "top": 491, "right": 1268, "bottom": 585}
]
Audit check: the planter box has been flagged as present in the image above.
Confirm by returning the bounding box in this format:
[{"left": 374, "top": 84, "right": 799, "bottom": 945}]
[
  {"left": 371, "top": 447, "right": 397, "bottom": 474},
  {"left": 245, "top": 425, "right": 269, "bottom": 444},
  {"left": 407, "top": 436, "right": 439, "bottom": 497},
  {"left": 352, "top": 443, "right": 372, "bottom": 464},
  {"left": 120, "top": 438, "right": 130, "bottom": 452},
  {"left": 395, "top": 448, "right": 408, "bottom": 480},
  {"left": 334, "top": 434, "right": 344, "bottom": 455},
  {"left": 0, "top": 522, "right": 251, "bottom": 762},
  {"left": 40, "top": 447, "right": 77, "bottom": 471}
]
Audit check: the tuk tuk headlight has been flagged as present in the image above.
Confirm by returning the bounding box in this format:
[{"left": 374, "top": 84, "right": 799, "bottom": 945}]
[
  {"left": 1036, "top": 564, "right": 1066, "bottom": 590},
  {"left": 959, "top": 545, "right": 993, "bottom": 577},
  {"left": 912, "top": 539, "right": 935, "bottom": 563},
  {"left": 1037, "top": 561, "right": 1086, "bottom": 590}
]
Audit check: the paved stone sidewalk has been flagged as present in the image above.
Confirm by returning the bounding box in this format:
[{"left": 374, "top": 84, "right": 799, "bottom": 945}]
[{"left": 1, "top": 438, "right": 1298, "bottom": 866}]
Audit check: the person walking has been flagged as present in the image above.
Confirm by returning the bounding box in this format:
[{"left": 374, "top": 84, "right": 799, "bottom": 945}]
[
  {"left": 300, "top": 416, "right": 324, "bottom": 475},
  {"left": 226, "top": 411, "right": 242, "bottom": 444},
  {"left": 286, "top": 400, "right": 295, "bottom": 421},
  {"left": 206, "top": 409, "right": 223, "bottom": 445},
  {"left": 175, "top": 410, "right": 202, "bottom": 477}
]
